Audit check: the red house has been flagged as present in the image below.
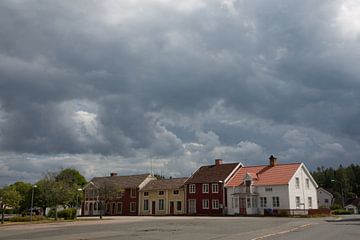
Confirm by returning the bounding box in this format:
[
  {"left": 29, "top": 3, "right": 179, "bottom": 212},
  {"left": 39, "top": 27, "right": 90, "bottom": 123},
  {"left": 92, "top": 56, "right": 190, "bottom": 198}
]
[
  {"left": 185, "top": 159, "right": 241, "bottom": 215},
  {"left": 82, "top": 173, "right": 155, "bottom": 216}
]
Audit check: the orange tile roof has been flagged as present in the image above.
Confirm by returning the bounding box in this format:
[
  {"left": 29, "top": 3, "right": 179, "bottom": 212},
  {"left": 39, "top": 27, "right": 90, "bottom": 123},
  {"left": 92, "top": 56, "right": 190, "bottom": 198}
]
[{"left": 226, "top": 163, "right": 301, "bottom": 187}]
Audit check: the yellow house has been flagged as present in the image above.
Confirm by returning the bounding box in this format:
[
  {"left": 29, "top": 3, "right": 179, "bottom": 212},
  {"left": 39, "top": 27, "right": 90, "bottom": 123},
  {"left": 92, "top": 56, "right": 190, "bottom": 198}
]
[{"left": 139, "top": 178, "right": 187, "bottom": 215}]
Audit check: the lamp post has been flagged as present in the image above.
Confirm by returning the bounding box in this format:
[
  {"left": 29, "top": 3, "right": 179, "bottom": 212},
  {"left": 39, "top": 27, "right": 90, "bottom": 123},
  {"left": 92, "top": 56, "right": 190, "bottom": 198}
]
[
  {"left": 331, "top": 179, "right": 344, "bottom": 208},
  {"left": 76, "top": 188, "right": 82, "bottom": 217},
  {"left": 30, "top": 184, "right": 37, "bottom": 223}
]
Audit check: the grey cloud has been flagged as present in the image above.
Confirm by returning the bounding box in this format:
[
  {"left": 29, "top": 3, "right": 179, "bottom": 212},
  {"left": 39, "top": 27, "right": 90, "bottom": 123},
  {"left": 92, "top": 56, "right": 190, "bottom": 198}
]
[{"left": 0, "top": 0, "right": 360, "bottom": 185}]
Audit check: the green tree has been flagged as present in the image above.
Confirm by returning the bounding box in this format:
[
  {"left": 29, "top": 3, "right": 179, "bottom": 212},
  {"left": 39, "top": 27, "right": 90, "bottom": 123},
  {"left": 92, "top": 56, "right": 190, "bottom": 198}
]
[
  {"left": 0, "top": 185, "right": 21, "bottom": 224},
  {"left": 11, "top": 181, "right": 32, "bottom": 214}
]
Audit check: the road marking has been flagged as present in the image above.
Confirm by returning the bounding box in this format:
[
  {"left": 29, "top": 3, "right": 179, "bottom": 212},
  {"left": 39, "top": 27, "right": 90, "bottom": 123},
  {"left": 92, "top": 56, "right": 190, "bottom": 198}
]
[{"left": 250, "top": 223, "right": 319, "bottom": 240}]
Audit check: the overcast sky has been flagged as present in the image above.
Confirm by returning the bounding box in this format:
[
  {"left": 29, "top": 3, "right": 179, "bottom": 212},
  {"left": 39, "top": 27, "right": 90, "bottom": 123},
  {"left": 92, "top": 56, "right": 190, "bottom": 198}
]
[{"left": 1, "top": 0, "right": 360, "bottom": 185}]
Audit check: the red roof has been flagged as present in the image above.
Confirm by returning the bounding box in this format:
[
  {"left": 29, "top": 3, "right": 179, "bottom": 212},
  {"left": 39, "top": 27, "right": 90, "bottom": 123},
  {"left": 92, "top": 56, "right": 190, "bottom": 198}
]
[
  {"left": 185, "top": 163, "right": 240, "bottom": 184},
  {"left": 226, "top": 163, "right": 301, "bottom": 187}
]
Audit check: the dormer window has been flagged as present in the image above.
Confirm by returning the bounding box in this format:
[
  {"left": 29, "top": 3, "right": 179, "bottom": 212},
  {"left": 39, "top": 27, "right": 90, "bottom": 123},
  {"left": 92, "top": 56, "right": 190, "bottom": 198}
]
[{"left": 245, "top": 180, "right": 252, "bottom": 193}]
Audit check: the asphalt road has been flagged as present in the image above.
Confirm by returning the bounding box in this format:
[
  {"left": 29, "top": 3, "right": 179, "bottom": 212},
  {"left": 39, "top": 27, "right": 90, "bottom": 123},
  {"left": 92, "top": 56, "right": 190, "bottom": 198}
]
[{"left": 0, "top": 215, "right": 359, "bottom": 240}]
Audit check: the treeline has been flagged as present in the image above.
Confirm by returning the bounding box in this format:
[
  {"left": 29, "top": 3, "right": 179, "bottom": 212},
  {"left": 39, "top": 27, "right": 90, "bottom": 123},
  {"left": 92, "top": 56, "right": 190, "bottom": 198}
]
[
  {"left": 0, "top": 168, "right": 86, "bottom": 223},
  {"left": 312, "top": 164, "right": 360, "bottom": 205}
]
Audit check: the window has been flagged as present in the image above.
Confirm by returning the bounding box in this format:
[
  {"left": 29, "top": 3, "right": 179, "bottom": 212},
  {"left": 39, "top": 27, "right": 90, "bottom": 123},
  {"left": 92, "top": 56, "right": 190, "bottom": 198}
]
[
  {"left": 265, "top": 187, "right": 273, "bottom": 192},
  {"left": 158, "top": 199, "right": 165, "bottom": 211},
  {"left": 202, "top": 199, "right": 209, "bottom": 209},
  {"left": 212, "top": 183, "right": 219, "bottom": 193},
  {"left": 130, "top": 202, "right": 136, "bottom": 212},
  {"left": 232, "top": 197, "right": 239, "bottom": 208},
  {"left": 245, "top": 180, "right": 252, "bottom": 193},
  {"left": 173, "top": 190, "right": 179, "bottom": 195},
  {"left": 260, "top": 197, "right": 267, "bottom": 208},
  {"left": 296, "top": 196, "right": 301, "bottom": 208},
  {"left": 251, "top": 196, "right": 257, "bottom": 208},
  {"left": 117, "top": 202, "right": 122, "bottom": 214},
  {"left": 159, "top": 191, "right": 164, "bottom": 195},
  {"left": 272, "top": 196, "right": 280, "bottom": 207},
  {"left": 306, "top": 179, "right": 310, "bottom": 189},
  {"left": 144, "top": 192, "right": 149, "bottom": 196},
  {"left": 324, "top": 199, "right": 329, "bottom": 203},
  {"left": 130, "top": 188, "right": 136, "bottom": 198},
  {"left": 247, "top": 196, "right": 251, "bottom": 208},
  {"left": 177, "top": 201, "right": 182, "bottom": 211},
  {"left": 308, "top": 197, "right": 312, "bottom": 209},
  {"left": 202, "top": 184, "right": 209, "bottom": 193},
  {"left": 295, "top": 177, "right": 300, "bottom": 189},
  {"left": 212, "top": 199, "right": 220, "bottom": 209},
  {"left": 143, "top": 199, "right": 149, "bottom": 211},
  {"left": 189, "top": 184, "right": 196, "bottom": 193}
]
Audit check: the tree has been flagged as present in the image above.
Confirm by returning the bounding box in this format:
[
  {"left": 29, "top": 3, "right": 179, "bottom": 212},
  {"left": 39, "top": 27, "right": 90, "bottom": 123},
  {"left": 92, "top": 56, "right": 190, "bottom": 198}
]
[
  {"left": 11, "top": 181, "right": 32, "bottom": 215},
  {"left": 0, "top": 185, "right": 21, "bottom": 224}
]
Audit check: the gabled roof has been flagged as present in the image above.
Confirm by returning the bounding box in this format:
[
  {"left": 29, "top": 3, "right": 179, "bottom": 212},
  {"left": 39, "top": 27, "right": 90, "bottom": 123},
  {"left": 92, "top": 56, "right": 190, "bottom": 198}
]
[
  {"left": 345, "top": 198, "right": 360, "bottom": 207},
  {"left": 185, "top": 163, "right": 240, "bottom": 184},
  {"left": 87, "top": 173, "right": 152, "bottom": 189},
  {"left": 141, "top": 178, "right": 187, "bottom": 191},
  {"left": 226, "top": 163, "right": 301, "bottom": 187},
  {"left": 317, "top": 187, "right": 334, "bottom": 197}
]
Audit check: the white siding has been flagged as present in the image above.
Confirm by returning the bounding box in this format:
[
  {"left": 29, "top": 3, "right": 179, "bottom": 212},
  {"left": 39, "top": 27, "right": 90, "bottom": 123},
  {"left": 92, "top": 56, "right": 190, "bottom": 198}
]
[{"left": 288, "top": 164, "right": 318, "bottom": 210}]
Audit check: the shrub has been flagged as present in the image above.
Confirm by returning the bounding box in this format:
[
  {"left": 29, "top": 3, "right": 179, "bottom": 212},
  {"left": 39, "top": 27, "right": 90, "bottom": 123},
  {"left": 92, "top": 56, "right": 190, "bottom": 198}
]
[
  {"left": 9, "top": 215, "right": 47, "bottom": 222},
  {"left": 330, "top": 204, "right": 342, "bottom": 210},
  {"left": 57, "top": 208, "right": 77, "bottom": 220},
  {"left": 332, "top": 209, "right": 351, "bottom": 215},
  {"left": 278, "top": 210, "right": 290, "bottom": 217}
]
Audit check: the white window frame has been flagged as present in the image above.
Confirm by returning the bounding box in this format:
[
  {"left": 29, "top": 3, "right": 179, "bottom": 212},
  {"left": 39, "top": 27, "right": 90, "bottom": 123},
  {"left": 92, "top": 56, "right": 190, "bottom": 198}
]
[
  {"left": 117, "top": 202, "right": 122, "bottom": 214},
  {"left": 212, "top": 183, "right": 219, "bottom": 193},
  {"left": 272, "top": 196, "right": 280, "bottom": 208},
  {"left": 176, "top": 201, "right": 182, "bottom": 211},
  {"left": 296, "top": 196, "right": 301, "bottom": 208},
  {"left": 295, "top": 177, "right": 300, "bottom": 189},
  {"left": 158, "top": 199, "right": 165, "bottom": 211},
  {"left": 144, "top": 192, "right": 149, "bottom": 196},
  {"left": 143, "top": 199, "right": 149, "bottom": 211},
  {"left": 159, "top": 191, "right": 164, "bottom": 196},
  {"left": 306, "top": 179, "right": 310, "bottom": 189},
  {"left": 130, "top": 202, "right": 136, "bottom": 212},
  {"left": 202, "top": 199, "right": 209, "bottom": 209},
  {"left": 173, "top": 190, "right": 179, "bottom": 195},
  {"left": 130, "top": 188, "right": 136, "bottom": 198},
  {"left": 202, "top": 184, "right": 209, "bottom": 193},
  {"left": 212, "top": 199, "right": 220, "bottom": 209},
  {"left": 308, "top": 197, "right": 312, "bottom": 209},
  {"left": 260, "top": 197, "right": 267, "bottom": 208},
  {"left": 189, "top": 184, "right": 196, "bottom": 193}
]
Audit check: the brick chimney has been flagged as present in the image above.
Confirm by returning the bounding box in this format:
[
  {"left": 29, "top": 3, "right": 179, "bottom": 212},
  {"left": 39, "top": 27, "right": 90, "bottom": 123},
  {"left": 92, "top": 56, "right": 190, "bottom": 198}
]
[
  {"left": 110, "top": 172, "right": 118, "bottom": 177},
  {"left": 215, "top": 159, "right": 223, "bottom": 166},
  {"left": 269, "top": 155, "right": 277, "bottom": 167}
]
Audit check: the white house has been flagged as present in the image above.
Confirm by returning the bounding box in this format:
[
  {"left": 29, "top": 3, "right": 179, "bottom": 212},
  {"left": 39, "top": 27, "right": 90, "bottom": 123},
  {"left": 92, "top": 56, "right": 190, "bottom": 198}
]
[
  {"left": 317, "top": 187, "right": 334, "bottom": 208},
  {"left": 225, "top": 156, "right": 318, "bottom": 215}
]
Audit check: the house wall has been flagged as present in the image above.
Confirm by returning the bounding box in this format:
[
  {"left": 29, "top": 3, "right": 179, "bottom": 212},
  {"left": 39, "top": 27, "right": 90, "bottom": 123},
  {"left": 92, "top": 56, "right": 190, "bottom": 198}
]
[
  {"left": 317, "top": 189, "right": 333, "bottom": 208},
  {"left": 186, "top": 182, "right": 224, "bottom": 215},
  {"left": 226, "top": 185, "right": 290, "bottom": 215},
  {"left": 288, "top": 165, "right": 318, "bottom": 210},
  {"left": 139, "top": 188, "right": 185, "bottom": 215}
]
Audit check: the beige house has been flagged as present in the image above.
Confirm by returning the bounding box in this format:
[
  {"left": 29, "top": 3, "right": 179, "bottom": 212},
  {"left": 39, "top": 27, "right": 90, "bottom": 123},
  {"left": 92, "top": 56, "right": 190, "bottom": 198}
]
[{"left": 139, "top": 178, "right": 187, "bottom": 215}]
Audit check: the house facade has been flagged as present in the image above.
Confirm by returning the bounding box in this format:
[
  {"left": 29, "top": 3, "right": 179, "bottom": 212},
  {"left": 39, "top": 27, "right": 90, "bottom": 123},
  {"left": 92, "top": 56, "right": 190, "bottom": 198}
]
[
  {"left": 82, "top": 173, "right": 156, "bottom": 216},
  {"left": 317, "top": 187, "right": 334, "bottom": 208},
  {"left": 226, "top": 156, "right": 318, "bottom": 215},
  {"left": 184, "top": 159, "right": 242, "bottom": 215},
  {"left": 139, "top": 178, "right": 187, "bottom": 215}
]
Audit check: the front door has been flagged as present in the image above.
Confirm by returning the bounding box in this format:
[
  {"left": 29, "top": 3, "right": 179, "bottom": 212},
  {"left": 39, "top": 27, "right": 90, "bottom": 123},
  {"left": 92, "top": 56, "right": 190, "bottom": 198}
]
[
  {"left": 239, "top": 198, "right": 246, "bottom": 215},
  {"left": 189, "top": 199, "right": 196, "bottom": 214},
  {"left": 152, "top": 201, "right": 156, "bottom": 215},
  {"left": 170, "top": 201, "right": 174, "bottom": 215},
  {"left": 112, "top": 203, "right": 116, "bottom": 215},
  {"left": 89, "top": 202, "right": 93, "bottom": 216}
]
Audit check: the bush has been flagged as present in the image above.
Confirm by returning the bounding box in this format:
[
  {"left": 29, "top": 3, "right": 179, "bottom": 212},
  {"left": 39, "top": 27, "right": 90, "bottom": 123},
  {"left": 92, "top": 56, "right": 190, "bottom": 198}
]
[
  {"left": 47, "top": 209, "right": 56, "bottom": 218},
  {"left": 332, "top": 209, "right": 351, "bottom": 215},
  {"left": 57, "top": 208, "right": 77, "bottom": 220},
  {"left": 330, "top": 204, "right": 342, "bottom": 210},
  {"left": 9, "top": 215, "right": 47, "bottom": 222},
  {"left": 278, "top": 210, "right": 290, "bottom": 217}
]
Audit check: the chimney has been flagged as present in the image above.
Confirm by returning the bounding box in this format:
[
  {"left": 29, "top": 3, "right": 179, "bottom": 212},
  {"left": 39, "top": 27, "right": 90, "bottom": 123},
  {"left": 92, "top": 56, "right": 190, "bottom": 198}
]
[
  {"left": 269, "top": 155, "right": 277, "bottom": 167},
  {"left": 215, "top": 159, "right": 223, "bottom": 166},
  {"left": 110, "top": 172, "right": 118, "bottom": 177}
]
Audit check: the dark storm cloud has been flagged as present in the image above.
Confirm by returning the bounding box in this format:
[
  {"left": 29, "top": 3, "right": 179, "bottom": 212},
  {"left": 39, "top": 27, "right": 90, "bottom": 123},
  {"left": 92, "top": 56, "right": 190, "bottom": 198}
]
[{"left": 0, "top": 0, "right": 360, "bottom": 184}]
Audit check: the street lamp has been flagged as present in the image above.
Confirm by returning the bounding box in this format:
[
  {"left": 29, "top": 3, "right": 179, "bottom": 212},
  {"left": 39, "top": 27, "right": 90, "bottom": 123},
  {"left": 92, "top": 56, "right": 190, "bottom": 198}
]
[
  {"left": 76, "top": 188, "right": 83, "bottom": 217},
  {"left": 331, "top": 179, "right": 344, "bottom": 208},
  {"left": 30, "top": 184, "right": 37, "bottom": 223}
]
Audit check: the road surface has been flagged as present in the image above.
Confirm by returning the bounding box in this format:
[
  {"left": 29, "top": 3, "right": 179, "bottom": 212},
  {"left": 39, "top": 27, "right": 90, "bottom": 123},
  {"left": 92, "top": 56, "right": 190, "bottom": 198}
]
[{"left": 0, "top": 215, "right": 358, "bottom": 240}]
